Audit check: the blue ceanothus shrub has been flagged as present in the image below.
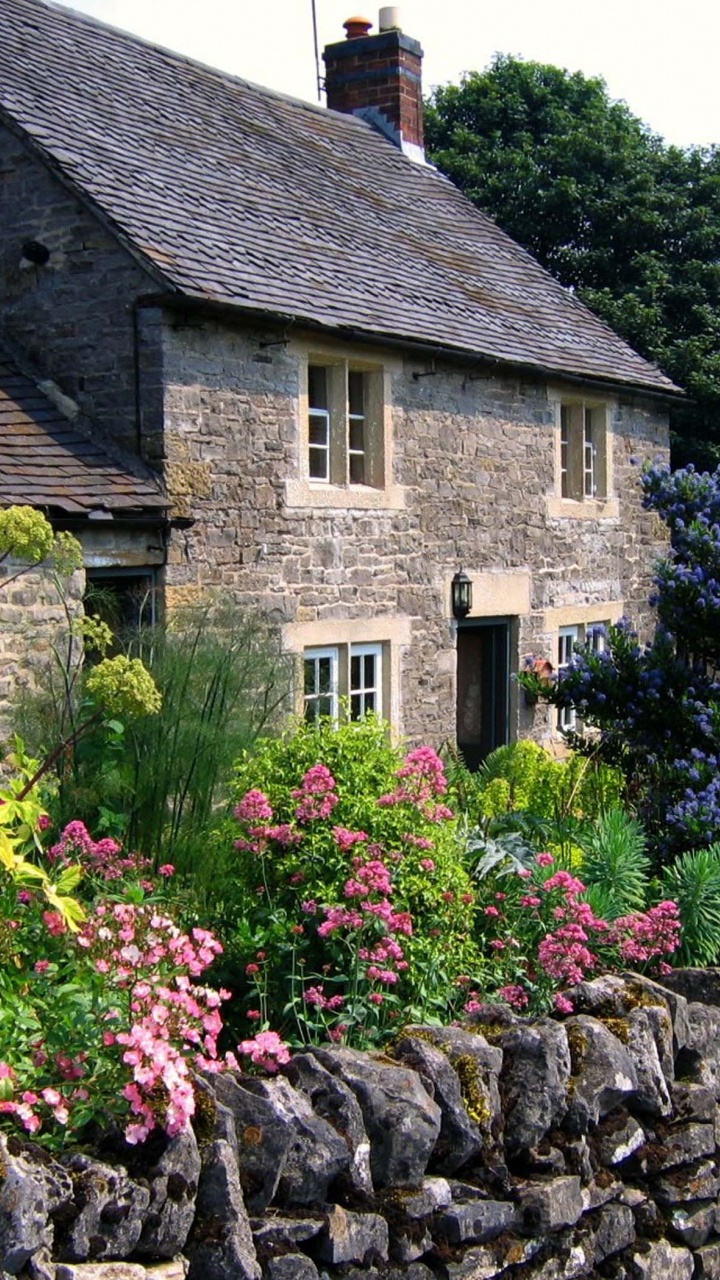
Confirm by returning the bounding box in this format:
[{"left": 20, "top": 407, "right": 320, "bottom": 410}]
[{"left": 550, "top": 464, "right": 720, "bottom": 858}]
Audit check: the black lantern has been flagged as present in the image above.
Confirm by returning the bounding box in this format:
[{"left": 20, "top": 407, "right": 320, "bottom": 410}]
[{"left": 451, "top": 568, "right": 472, "bottom": 619}]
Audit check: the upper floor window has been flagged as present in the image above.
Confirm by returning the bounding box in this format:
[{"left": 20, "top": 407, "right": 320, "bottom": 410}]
[
  {"left": 307, "top": 361, "right": 382, "bottom": 488},
  {"left": 559, "top": 402, "right": 608, "bottom": 501}
]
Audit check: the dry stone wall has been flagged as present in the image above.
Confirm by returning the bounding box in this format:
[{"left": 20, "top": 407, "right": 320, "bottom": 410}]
[
  {"left": 7, "top": 973, "right": 720, "bottom": 1280},
  {"left": 0, "top": 562, "right": 83, "bottom": 733}
]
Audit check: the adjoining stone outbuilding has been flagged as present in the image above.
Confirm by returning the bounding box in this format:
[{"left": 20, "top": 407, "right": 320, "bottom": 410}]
[{"left": 0, "top": 0, "right": 679, "bottom": 757}]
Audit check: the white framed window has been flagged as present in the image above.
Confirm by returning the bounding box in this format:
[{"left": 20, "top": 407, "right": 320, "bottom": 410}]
[
  {"left": 350, "top": 643, "right": 382, "bottom": 719},
  {"left": 306, "top": 360, "right": 383, "bottom": 488},
  {"left": 308, "top": 366, "right": 331, "bottom": 481},
  {"left": 557, "top": 626, "right": 579, "bottom": 732},
  {"left": 303, "top": 642, "right": 383, "bottom": 723},
  {"left": 303, "top": 647, "right": 339, "bottom": 722},
  {"left": 560, "top": 402, "right": 608, "bottom": 501}
]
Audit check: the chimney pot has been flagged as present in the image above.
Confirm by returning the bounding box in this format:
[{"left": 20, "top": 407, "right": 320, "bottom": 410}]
[
  {"left": 344, "top": 15, "right": 373, "bottom": 39},
  {"left": 378, "top": 6, "right": 402, "bottom": 31}
]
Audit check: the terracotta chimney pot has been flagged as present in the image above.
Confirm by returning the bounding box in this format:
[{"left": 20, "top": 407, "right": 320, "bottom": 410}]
[{"left": 343, "top": 16, "right": 373, "bottom": 39}]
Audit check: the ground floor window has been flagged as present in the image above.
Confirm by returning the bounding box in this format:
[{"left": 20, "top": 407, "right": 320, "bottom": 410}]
[
  {"left": 557, "top": 621, "right": 610, "bottom": 732},
  {"left": 303, "top": 642, "right": 383, "bottom": 723}
]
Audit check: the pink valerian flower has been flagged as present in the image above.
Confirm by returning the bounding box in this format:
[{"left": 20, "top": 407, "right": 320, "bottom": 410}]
[
  {"left": 333, "top": 826, "right": 368, "bottom": 851},
  {"left": 49, "top": 820, "right": 148, "bottom": 882},
  {"left": 293, "top": 764, "right": 339, "bottom": 823},
  {"left": 377, "top": 746, "right": 452, "bottom": 819},
  {"left": 484, "top": 905, "right": 501, "bottom": 918},
  {"left": 238, "top": 1030, "right": 291, "bottom": 1073},
  {"left": 542, "top": 870, "right": 587, "bottom": 898},
  {"left": 520, "top": 895, "right": 542, "bottom": 908},
  {"left": 234, "top": 789, "right": 274, "bottom": 823},
  {"left": 538, "top": 923, "right": 597, "bottom": 986},
  {"left": 611, "top": 900, "right": 681, "bottom": 964},
  {"left": 368, "top": 992, "right": 384, "bottom": 1005},
  {"left": 554, "top": 992, "right": 575, "bottom": 1015},
  {"left": 498, "top": 984, "right": 530, "bottom": 1010},
  {"left": 535, "top": 852, "right": 555, "bottom": 867},
  {"left": 264, "top": 824, "right": 303, "bottom": 846},
  {"left": 303, "top": 985, "right": 345, "bottom": 1011},
  {"left": 158, "top": 864, "right": 175, "bottom": 877},
  {"left": 33, "top": 960, "right": 51, "bottom": 974},
  {"left": 301, "top": 899, "right": 318, "bottom": 915},
  {"left": 403, "top": 833, "right": 434, "bottom": 850},
  {"left": 464, "top": 996, "right": 483, "bottom": 1015},
  {"left": 318, "top": 906, "right": 365, "bottom": 937},
  {"left": 419, "top": 858, "right": 436, "bottom": 872}
]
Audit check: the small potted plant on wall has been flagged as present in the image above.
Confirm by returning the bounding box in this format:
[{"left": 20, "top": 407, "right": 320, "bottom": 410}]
[{"left": 518, "top": 655, "right": 554, "bottom": 707}]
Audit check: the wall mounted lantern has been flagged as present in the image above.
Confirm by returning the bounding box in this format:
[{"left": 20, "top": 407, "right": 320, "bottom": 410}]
[{"left": 451, "top": 568, "right": 472, "bottom": 620}]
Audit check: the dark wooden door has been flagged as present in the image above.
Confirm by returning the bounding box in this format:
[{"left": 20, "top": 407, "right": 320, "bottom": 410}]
[{"left": 456, "top": 621, "right": 509, "bottom": 770}]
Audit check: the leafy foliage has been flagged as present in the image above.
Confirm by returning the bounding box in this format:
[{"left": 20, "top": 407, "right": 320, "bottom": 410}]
[
  {"left": 660, "top": 845, "right": 720, "bottom": 966},
  {"left": 577, "top": 808, "right": 651, "bottom": 920},
  {"left": 425, "top": 57, "right": 720, "bottom": 466}
]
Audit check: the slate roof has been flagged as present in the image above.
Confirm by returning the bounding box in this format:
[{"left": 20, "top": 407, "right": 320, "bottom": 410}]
[
  {"left": 0, "top": 354, "right": 167, "bottom": 517},
  {"left": 0, "top": 0, "right": 678, "bottom": 396}
]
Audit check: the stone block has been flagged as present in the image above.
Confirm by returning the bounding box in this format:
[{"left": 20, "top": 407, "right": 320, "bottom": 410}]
[
  {"left": 432, "top": 1199, "right": 519, "bottom": 1245},
  {"left": 312, "top": 1205, "right": 388, "bottom": 1267},
  {"left": 518, "top": 1176, "right": 584, "bottom": 1233},
  {"left": 632, "top": 1241, "right": 694, "bottom": 1280}
]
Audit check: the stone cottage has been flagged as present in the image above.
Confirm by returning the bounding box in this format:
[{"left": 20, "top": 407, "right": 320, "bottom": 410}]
[{"left": 0, "top": 0, "right": 680, "bottom": 761}]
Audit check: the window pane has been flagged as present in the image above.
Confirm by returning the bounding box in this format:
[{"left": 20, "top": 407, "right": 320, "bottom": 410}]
[
  {"left": 309, "top": 447, "right": 329, "bottom": 480},
  {"left": 317, "top": 656, "right": 332, "bottom": 693},
  {"left": 348, "top": 370, "right": 364, "bottom": 415},
  {"left": 308, "top": 365, "right": 328, "bottom": 409},
  {"left": 349, "top": 644, "right": 381, "bottom": 720},
  {"left": 349, "top": 452, "right": 365, "bottom": 484},
  {"left": 349, "top": 418, "right": 364, "bottom": 451},
  {"left": 309, "top": 413, "right": 329, "bottom": 447}
]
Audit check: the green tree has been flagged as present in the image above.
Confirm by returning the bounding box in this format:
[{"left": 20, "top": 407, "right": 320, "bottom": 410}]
[{"left": 425, "top": 57, "right": 720, "bottom": 466}]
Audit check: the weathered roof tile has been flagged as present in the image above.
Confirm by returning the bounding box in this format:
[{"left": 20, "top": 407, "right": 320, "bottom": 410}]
[{"left": 0, "top": 353, "right": 167, "bottom": 517}]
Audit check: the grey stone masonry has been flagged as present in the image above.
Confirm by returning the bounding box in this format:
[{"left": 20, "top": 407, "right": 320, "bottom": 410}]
[{"left": 159, "top": 314, "right": 669, "bottom": 746}]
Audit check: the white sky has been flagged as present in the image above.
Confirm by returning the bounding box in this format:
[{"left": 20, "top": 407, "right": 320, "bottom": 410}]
[{"left": 57, "top": 0, "right": 720, "bottom": 149}]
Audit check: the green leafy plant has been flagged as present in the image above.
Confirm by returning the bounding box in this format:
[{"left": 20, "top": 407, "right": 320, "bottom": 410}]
[
  {"left": 578, "top": 807, "right": 651, "bottom": 920},
  {"left": 660, "top": 845, "right": 720, "bottom": 966}
]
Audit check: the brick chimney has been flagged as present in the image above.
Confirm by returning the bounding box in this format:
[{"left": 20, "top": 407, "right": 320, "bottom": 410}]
[{"left": 323, "top": 8, "right": 425, "bottom": 162}]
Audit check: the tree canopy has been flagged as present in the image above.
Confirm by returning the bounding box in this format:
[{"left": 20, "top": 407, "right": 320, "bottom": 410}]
[{"left": 425, "top": 57, "right": 720, "bottom": 466}]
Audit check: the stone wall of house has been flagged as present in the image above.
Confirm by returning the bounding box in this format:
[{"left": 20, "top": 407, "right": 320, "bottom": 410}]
[
  {"left": 0, "top": 559, "right": 84, "bottom": 735},
  {"left": 158, "top": 315, "right": 670, "bottom": 747},
  {"left": 6, "top": 972, "right": 720, "bottom": 1280},
  {"left": 0, "top": 126, "right": 159, "bottom": 459}
]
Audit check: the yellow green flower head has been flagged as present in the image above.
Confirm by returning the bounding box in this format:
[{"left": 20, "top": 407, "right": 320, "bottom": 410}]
[
  {"left": 51, "top": 531, "right": 84, "bottom": 576},
  {"left": 73, "top": 614, "right": 113, "bottom": 655},
  {"left": 0, "top": 506, "right": 54, "bottom": 563},
  {"left": 86, "top": 656, "right": 162, "bottom": 718}
]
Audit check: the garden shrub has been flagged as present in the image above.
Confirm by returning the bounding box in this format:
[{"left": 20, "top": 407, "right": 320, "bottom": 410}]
[
  {"left": 222, "top": 718, "right": 481, "bottom": 1046},
  {"left": 467, "top": 850, "right": 681, "bottom": 1015}
]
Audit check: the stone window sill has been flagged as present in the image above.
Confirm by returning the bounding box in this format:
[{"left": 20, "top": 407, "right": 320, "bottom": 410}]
[
  {"left": 284, "top": 479, "right": 406, "bottom": 511},
  {"left": 546, "top": 495, "right": 619, "bottom": 521}
]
